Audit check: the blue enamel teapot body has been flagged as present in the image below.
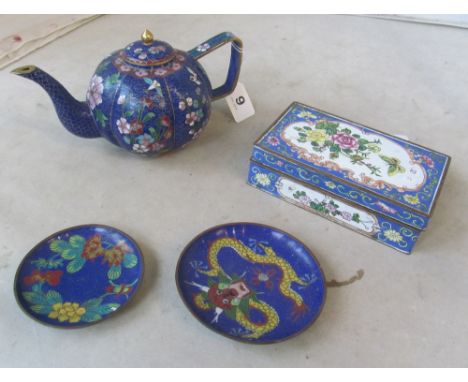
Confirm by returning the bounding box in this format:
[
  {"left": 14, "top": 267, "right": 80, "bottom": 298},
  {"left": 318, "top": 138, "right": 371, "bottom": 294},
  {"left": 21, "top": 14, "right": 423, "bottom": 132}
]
[{"left": 12, "top": 30, "right": 242, "bottom": 155}]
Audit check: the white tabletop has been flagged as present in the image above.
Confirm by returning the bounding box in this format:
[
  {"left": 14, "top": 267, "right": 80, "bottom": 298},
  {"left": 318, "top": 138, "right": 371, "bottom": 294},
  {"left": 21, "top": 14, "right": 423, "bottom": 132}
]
[{"left": 0, "top": 15, "right": 466, "bottom": 367}]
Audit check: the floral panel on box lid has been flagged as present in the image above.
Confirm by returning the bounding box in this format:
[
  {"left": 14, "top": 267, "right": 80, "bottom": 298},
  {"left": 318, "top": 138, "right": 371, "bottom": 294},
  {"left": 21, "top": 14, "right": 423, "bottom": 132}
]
[{"left": 257, "top": 103, "right": 450, "bottom": 215}]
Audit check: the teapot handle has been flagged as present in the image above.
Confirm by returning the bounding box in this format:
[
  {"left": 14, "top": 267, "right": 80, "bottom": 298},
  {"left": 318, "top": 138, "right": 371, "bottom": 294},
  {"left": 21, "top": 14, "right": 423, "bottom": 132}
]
[{"left": 188, "top": 32, "right": 243, "bottom": 101}]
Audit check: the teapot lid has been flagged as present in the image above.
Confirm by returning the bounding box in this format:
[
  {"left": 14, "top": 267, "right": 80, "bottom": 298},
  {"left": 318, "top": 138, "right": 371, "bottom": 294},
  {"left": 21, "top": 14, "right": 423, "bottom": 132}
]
[{"left": 121, "top": 29, "right": 176, "bottom": 67}]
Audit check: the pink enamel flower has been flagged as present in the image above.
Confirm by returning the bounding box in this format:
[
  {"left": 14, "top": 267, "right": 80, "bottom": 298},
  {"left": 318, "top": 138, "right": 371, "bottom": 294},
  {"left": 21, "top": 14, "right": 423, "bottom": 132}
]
[
  {"left": 331, "top": 132, "right": 359, "bottom": 150},
  {"left": 325, "top": 203, "right": 337, "bottom": 213},
  {"left": 185, "top": 112, "right": 198, "bottom": 127},
  {"left": 149, "top": 45, "right": 166, "bottom": 54},
  {"left": 422, "top": 155, "right": 434, "bottom": 168},
  {"left": 299, "top": 195, "right": 311, "bottom": 205},
  {"left": 135, "top": 69, "right": 149, "bottom": 77},
  {"left": 116, "top": 117, "right": 131, "bottom": 134},
  {"left": 86, "top": 75, "right": 104, "bottom": 110},
  {"left": 376, "top": 201, "right": 397, "bottom": 214},
  {"left": 340, "top": 211, "right": 352, "bottom": 221},
  {"left": 267, "top": 136, "right": 280, "bottom": 146}
]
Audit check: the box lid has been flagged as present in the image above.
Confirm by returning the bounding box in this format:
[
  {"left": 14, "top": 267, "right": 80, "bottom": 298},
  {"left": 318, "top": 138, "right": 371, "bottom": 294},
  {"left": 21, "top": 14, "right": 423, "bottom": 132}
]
[{"left": 255, "top": 102, "right": 450, "bottom": 217}]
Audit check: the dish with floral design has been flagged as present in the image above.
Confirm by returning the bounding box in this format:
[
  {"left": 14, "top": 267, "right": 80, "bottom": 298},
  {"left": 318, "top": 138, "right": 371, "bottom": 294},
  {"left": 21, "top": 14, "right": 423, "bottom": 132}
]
[
  {"left": 14, "top": 225, "right": 144, "bottom": 328},
  {"left": 176, "top": 222, "right": 326, "bottom": 344}
]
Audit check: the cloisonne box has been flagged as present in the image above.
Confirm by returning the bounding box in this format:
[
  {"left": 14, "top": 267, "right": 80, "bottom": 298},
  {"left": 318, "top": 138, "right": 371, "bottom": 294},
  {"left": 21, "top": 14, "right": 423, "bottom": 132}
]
[{"left": 247, "top": 102, "right": 450, "bottom": 254}]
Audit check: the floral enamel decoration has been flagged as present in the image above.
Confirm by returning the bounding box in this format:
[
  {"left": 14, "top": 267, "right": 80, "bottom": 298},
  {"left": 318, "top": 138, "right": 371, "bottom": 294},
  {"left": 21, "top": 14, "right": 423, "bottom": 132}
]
[
  {"left": 375, "top": 201, "right": 397, "bottom": 214},
  {"left": 254, "top": 173, "right": 271, "bottom": 186},
  {"left": 196, "top": 43, "right": 210, "bottom": 52},
  {"left": 403, "top": 194, "right": 420, "bottom": 205},
  {"left": 249, "top": 102, "right": 450, "bottom": 254},
  {"left": 276, "top": 109, "right": 429, "bottom": 194},
  {"left": 292, "top": 120, "right": 387, "bottom": 177},
  {"left": 15, "top": 225, "right": 144, "bottom": 327},
  {"left": 49, "top": 234, "right": 139, "bottom": 281},
  {"left": 86, "top": 74, "right": 104, "bottom": 110},
  {"left": 48, "top": 302, "right": 87, "bottom": 323},
  {"left": 276, "top": 177, "right": 379, "bottom": 235},
  {"left": 114, "top": 77, "right": 173, "bottom": 154},
  {"left": 248, "top": 162, "right": 422, "bottom": 253},
  {"left": 383, "top": 229, "right": 404, "bottom": 243},
  {"left": 13, "top": 30, "right": 243, "bottom": 155},
  {"left": 176, "top": 85, "right": 208, "bottom": 140}
]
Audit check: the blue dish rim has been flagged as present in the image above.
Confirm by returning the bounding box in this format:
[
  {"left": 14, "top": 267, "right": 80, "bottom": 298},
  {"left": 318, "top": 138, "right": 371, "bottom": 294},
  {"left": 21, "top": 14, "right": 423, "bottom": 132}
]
[
  {"left": 13, "top": 224, "right": 145, "bottom": 329},
  {"left": 175, "top": 222, "right": 327, "bottom": 344}
]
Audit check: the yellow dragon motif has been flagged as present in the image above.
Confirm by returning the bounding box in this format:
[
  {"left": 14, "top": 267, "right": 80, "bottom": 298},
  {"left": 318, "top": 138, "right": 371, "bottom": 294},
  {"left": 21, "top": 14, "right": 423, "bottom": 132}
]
[{"left": 192, "top": 237, "right": 309, "bottom": 339}]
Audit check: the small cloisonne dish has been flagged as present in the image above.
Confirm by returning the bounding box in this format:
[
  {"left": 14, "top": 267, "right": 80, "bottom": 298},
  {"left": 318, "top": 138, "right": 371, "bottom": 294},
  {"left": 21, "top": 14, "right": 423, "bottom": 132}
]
[
  {"left": 176, "top": 222, "right": 326, "bottom": 344},
  {"left": 14, "top": 225, "right": 144, "bottom": 328}
]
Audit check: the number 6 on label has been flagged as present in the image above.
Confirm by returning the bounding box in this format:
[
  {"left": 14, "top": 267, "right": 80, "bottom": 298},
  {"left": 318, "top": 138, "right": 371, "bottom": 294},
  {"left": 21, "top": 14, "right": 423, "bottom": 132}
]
[{"left": 226, "top": 82, "right": 255, "bottom": 123}]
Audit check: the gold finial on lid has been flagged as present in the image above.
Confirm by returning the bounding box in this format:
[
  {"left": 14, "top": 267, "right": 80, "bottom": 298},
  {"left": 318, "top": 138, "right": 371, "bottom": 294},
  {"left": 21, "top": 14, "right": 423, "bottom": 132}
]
[{"left": 141, "top": 29, "right": 154, "bottom": 45}]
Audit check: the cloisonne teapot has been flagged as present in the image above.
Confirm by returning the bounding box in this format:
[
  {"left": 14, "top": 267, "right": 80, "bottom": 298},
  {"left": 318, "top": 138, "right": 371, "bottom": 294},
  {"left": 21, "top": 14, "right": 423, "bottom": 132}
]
[{"left": 12, "top": 30, "right": 242, "bottom": 155}]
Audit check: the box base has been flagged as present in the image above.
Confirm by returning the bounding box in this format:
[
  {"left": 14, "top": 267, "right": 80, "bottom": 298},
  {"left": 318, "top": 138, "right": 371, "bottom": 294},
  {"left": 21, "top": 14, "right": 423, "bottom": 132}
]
[{"left": 248, "top": 160, "right": 421, "bottom": 254}]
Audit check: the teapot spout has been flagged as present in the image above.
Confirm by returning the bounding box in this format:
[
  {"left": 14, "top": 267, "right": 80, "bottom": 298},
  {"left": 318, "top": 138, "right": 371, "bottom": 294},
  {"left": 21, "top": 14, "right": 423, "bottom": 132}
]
[{"left": 11, "top": 65, "right": 101, "bottom": 138}]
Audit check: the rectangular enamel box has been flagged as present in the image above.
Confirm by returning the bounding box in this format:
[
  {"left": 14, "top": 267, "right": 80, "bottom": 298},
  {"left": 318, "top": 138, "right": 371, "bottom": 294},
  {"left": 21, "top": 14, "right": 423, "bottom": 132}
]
[{"left": 247, "top": 102, "right": 450, "bottom": 254}]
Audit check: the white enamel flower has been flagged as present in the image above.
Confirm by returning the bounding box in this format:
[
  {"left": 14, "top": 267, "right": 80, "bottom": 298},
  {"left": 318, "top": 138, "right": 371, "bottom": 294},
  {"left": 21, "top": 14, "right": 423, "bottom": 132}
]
[
  {"left": 255, "top": 173, "right": 271, "bottom": 186},
  {"left": 196, "top": 43, "right": 210, "bottom": 52},
  {"left": 132, "top": 143, "right": 150, "bottom": 153},
  {"left": 86, "top": 74, "right": 104, "bottom": 110},
  {"left": 117, "top": 95, "right": 126, "bottom": 105}
]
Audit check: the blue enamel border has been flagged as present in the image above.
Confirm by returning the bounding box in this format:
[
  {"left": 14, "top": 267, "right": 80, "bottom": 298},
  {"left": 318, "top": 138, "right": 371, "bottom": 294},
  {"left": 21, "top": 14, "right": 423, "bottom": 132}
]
[
  {"left": 252, "top": 147, "right": 429, "bottom": 230},
  {"left": 248, "top": 162, "right": 420, "bottom": 254},
  {"left": 256, "top": 103, "right": 450, "bottom": 216}
]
